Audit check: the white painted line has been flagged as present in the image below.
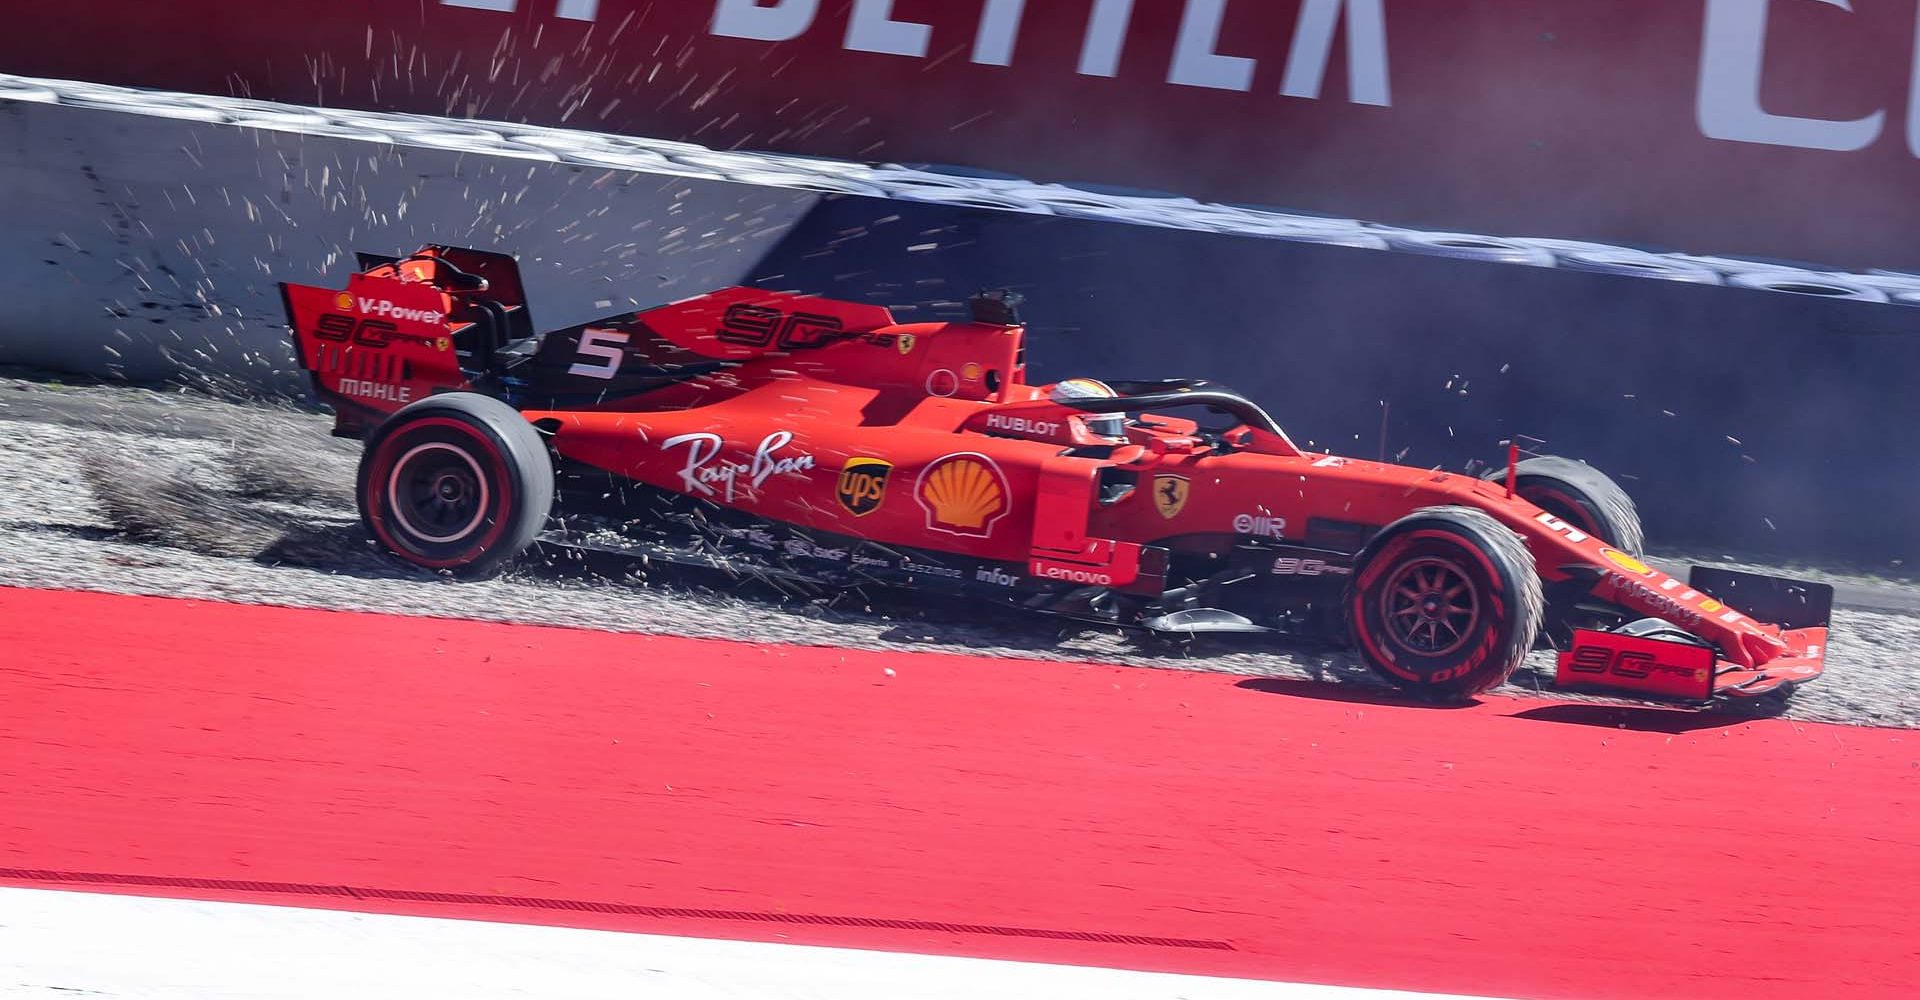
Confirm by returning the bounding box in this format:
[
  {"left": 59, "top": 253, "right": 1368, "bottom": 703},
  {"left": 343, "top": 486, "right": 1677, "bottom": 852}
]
[{"left": 0, "top": 886, "right": 1513, "bottom": 1000}]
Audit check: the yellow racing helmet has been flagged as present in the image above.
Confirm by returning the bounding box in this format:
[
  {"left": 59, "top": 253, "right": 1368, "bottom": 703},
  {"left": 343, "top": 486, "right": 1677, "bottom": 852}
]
[{"left": 1046, "top": 378, "right": 1128, "bottom": 439}]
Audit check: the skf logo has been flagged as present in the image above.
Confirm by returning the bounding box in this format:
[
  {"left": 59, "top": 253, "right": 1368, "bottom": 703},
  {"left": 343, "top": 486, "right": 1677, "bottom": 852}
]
[
  {"left": 916, "top": 453, "right": 1009, "bottom": 537},
  {"left": 836, "top": 457, "right": 892, "bottom": 517},
  {"left": 1152, "top": 475, "right": 1189, "bottom": 519}
]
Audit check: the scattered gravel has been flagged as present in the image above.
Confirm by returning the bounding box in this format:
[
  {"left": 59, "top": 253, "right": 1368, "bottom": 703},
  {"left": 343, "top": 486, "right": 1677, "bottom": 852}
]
[{"left": 3, "top": 376, "right": 1916, "bottom": 727}]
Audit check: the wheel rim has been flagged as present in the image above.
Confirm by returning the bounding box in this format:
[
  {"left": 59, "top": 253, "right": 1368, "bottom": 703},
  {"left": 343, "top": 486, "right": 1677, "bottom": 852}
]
[
  {"left": 388, "top": 442, "right": 491, "bottom": 544},
  {"left": 1380, "top": 557, "right": 1480, "bottom": 656}
]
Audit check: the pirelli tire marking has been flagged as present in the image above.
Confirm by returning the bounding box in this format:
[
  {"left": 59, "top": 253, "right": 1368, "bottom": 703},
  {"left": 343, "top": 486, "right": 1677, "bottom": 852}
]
[{"left": 1346, "top": 507, "right": 1543, "bottom": 699}]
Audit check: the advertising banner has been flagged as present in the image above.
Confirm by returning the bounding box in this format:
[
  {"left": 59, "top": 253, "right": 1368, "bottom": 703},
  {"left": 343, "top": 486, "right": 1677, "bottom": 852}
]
[{"left": 8, "top": 2, "right": 1920, "bottom": 270}]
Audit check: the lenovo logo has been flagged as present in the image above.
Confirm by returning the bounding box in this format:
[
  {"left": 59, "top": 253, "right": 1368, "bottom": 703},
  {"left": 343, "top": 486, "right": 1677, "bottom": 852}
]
[{"left": 1032, "top": 562, "right": 1115, "bottom": 586}]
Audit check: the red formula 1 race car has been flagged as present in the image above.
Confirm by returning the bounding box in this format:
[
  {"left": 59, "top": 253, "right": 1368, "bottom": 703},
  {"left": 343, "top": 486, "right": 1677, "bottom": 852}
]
[{"left": 281, "top": 245, "right": 1833, "bottom": 704}]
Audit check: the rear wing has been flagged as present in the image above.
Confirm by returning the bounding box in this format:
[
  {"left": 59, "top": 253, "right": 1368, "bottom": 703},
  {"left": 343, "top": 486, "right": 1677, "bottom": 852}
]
[
  {"left": 282, "top": 245, "right": 536, "bottom": 436},
  {"left": 280, "top": 277, "right": 466, "bottom": 435}
]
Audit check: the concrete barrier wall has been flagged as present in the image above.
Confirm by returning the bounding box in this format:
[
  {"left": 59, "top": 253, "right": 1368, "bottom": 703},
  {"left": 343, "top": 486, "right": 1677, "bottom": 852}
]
[
  {"left": 0, "top": 98, "right": 822, "bottom": 388},
  {"left": 751, "top": 201, "right": 1919, "bottom": 559},
  {"left": 2, "top": 88, "right": 1915, "bottom": 562}
]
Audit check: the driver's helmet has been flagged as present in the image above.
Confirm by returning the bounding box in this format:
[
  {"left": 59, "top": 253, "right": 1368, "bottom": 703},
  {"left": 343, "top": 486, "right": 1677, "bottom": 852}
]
[{"left": 1047, "top": 378, "right": 1128, "bottom": 439}]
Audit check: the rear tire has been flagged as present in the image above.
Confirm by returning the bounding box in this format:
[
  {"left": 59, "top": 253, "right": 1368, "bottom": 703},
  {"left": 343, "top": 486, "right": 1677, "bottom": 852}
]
[
  {"left": 357, "top": 393, "right": 553, "bottom": 578},
  {"left": 1347, "top": 506, "right": 1544, "bottom": 699}
]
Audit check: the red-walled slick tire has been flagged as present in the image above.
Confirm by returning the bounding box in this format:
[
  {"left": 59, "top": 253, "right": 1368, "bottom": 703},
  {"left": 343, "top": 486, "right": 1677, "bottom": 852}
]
[
  {"left": 1347, "top": 506, "right": 1544, "bottom": 699},
  {"left": 1489, "top": 455, "right": 1644, "bottom": 557},
  {"left": 356, "top": 393, "right": 553, "bottom": 578}
]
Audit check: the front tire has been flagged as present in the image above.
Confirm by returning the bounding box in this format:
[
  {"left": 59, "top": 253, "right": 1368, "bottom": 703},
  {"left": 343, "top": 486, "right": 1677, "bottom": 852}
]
[
  {"left": 1486, "top": 455, "right": 1645, "bottom": 645},
  {"left": 1491, "top": 455, "right": 1644, "bottom": 556},
  {"left": 1347, "top": 506, "right": 1544, "bottom": 699},
  {"left": 357, "top": 393, "right": 553, "bottom": 578}
]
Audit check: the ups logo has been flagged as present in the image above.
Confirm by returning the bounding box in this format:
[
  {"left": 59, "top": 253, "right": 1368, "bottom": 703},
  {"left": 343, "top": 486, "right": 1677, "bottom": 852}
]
[{"left": 836, "top": 457, "right": 892, "bottom": 516}]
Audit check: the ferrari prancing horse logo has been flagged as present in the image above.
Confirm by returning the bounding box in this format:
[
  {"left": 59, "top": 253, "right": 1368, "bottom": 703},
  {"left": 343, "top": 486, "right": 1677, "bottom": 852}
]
[{"left": 1153, "top": 475, "right": 1190, "bottom": 519}]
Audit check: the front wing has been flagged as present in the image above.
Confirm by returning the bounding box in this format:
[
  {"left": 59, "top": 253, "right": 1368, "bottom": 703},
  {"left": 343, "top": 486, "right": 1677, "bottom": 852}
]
[{"left": 1555, "top": 567, "right": 1832, "bottom": 702}]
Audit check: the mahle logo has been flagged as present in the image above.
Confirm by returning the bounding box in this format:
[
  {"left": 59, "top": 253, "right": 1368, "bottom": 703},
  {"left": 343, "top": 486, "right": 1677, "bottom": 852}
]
[{"left": 835, "top": 457, "right": 892, "bottom": 516}]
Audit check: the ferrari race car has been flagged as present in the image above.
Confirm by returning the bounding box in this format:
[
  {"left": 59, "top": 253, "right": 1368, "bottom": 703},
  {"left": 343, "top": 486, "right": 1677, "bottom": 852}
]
[{"left": 281, "top": 245, "right": 1833, "bottom": 703}]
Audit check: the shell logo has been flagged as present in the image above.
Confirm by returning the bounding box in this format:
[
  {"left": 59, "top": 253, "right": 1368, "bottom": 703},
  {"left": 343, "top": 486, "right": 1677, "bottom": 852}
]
[
  {"left": 915, "top": 453, "right": 1009, "bottom": 537},
  {"left": 1600, "top": 547, "right": 1656, "bottom": 577},
  {"left": 1699, "top": 598, "right": 1725, "bottom": 613},
  {"left": 334, "top": 292, "right": 354, "bottom": 311}
]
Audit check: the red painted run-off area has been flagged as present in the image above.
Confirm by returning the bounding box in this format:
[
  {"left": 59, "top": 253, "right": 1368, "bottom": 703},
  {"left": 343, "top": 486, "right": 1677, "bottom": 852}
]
[{"left": 0, "top": 587, "right": 1915, "bottom": 999}]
